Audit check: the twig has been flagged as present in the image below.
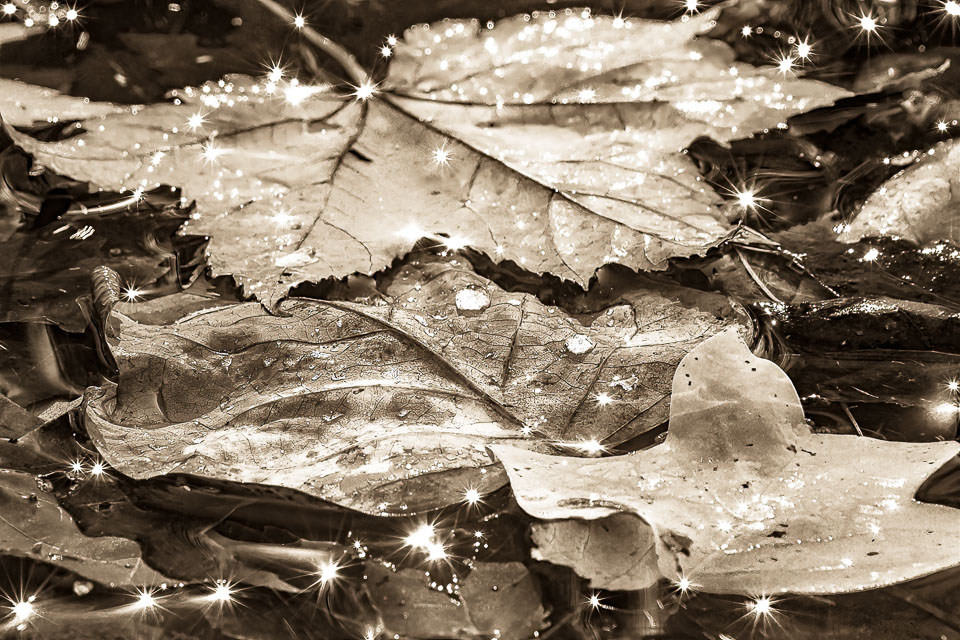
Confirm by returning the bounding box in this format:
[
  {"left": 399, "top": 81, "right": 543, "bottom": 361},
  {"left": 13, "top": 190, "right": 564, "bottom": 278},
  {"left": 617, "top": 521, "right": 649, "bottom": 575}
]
[
  {"left": 839, "top": 402, "right": 864, "bottom": 437},
  {"left": 887, "top": 586, "right": 960, "bottom": 634},
  {"left": 735, "top": 247, "right": 785, "bottom": 304},
  {"left": 253, "top": 0, "right": 369, "bottom": 88}
]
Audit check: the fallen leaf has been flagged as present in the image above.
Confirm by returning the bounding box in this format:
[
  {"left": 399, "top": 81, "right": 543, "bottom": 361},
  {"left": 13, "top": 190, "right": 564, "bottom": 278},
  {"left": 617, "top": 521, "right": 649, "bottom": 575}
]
[
  {"left": 838, "top": 138, "right": 960, "bottom": 244},
  {"left": 491, "top": 329, "right": 960, "bottom": 595},
  {"left": 0, "top": 468, "right": 168, "bottom": 587},
  {"left": 530, "top": 512, "right": 659, "bottom": 591},
  {"left": 366, "top": 561, "right": 545, "bottom": 640},
  {"left": 385, "top": 9, "right": 851, "bottom": 278},
  {"left": 82, "top": 259, "right": 747, "bottom": 513},
  {"left": 6, "top": 9, "right": 849, "bottom": 300},
  {"left": 0, "top": 78, "right": 123, "bottom": 129}
]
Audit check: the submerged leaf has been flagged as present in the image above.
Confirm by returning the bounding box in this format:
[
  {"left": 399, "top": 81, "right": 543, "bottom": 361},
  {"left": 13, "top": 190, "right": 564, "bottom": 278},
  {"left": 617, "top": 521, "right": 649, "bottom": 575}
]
[
  {"left": 366, "top": 561, "right": 545, "bottom": 640},
  {"left": 530, "top": 513, "right": 659, "bottom": 591},
  {"left": 492, "top": 330, "right": 960, "bottom": 594},
  {"left": 82, "top": 260, "right": 747, "bottom": 513},
  {"left": 0, "top": 469, "right": 168, "bottom": 587}
]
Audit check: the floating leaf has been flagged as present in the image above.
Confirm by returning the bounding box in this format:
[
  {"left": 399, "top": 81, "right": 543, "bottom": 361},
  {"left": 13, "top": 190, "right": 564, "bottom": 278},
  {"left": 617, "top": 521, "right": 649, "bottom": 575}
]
[
  {"left": 82, "top": 260, "right": 747, "bottom": 513},
  {"left": 384, "top": 9, "right": 850, "bottom": 279},
  {"left": 838, "top": 138, "right": 960, "bottom": 244},
  {"left": 492, "top": 330, "right": 960, "bottom": 594},
  {"left": 7, "top": 8, "right": 849, "bottom": 300},
  {"left": 530, "top": 512, "right": 659, "bottom": 591},
  {"left": 366, "top": 561, "right": 545, "bottom": 640},
  {"left": 0, "top": 469, "right": 168, "bottom": 587},
  {"left": 0, "top": 79, "right": 123, "bottom": 129}
]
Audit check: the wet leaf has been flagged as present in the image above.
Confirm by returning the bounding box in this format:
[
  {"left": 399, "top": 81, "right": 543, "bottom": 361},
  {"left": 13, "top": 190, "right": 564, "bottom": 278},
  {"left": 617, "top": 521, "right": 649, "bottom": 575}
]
[
  {"left": 81, "top": 260, "right": 747, "bottom": 513},
  {"left": 0, "top": 468, "right": 169, "bottom": 587},
  {"left": 0, "top": 78, "right": 123, "bottom": 129},
  {"left": 530, "top": 512, "right": 659, "bottom": 591},
  {"left": 839, "top": 138, "right": 960, "bottom": 244},
  {"left": 366, "top": 561, "right": 545, "bottom": 640},
  {"left": 384, "top": 9, "right": 850, "bottom": 280},
  {"left": 7, "top": 9, "right": 850, "bottom": 300},
  {"left": 492, "top": 330, "right": 960, "bottom": 595}
]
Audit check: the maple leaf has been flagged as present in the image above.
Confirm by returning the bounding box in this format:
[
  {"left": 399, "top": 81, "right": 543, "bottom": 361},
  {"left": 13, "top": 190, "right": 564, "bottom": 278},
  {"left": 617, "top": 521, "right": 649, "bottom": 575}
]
[
  {"left": 82, "top": 259, "right": 747, "bottom": 513},
  {"left": 4, "top": 9, "right": 849, "bottom": 301},
  {"left": 838, "top": 138, "right": 960, "bottom": 245},
  {"left": 491, "top": 329, "right": 960, "bottom": 595},
  {"left": 382, "top": 9, "right": 849, "bottom": 275}
]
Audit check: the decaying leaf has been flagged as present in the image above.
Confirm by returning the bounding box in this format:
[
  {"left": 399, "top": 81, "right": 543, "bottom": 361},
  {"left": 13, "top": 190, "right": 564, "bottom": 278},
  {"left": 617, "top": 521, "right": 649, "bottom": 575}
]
[
  {"left": 838, "top": 138, "right": 960, "bottom": 244},
  {"left": 492, "top": 330, "right": 960, "bottom": 595},
  {"left": 366, "top": 561, "right": 545, "bottom": 640},
  {"left": 0, "top": 468, "right": 168, "bottom": 587},
  {"left": 82, "top": 259, "right": 747, "bottom": 513},
  {"left": 530, "top": 512, "right": 659, "bottom": 591},
  {"left": 6, "top": 8, "right": 850, "bottom": 300}
]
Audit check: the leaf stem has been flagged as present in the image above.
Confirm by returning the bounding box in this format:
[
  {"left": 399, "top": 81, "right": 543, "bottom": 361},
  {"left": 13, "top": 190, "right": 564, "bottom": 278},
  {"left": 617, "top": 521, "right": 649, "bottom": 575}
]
[{"left": 252, "top": 0, "right": 369, "bottom": 88}]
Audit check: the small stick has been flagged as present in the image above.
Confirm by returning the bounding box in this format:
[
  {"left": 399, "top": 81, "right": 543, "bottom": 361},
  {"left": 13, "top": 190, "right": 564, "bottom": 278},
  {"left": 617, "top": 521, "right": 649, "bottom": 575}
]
[
  {"left": 735, "top": 247, "right": 785, "bottom": 304},
  {"left": 253, "top": 0, "right": 369, "bottom": 88},
  {"left": 888, "top": 586, "right": 960, "bottom": 634},
  {"left": 840, "top": 402, "right": 864, "bottom": 437}
]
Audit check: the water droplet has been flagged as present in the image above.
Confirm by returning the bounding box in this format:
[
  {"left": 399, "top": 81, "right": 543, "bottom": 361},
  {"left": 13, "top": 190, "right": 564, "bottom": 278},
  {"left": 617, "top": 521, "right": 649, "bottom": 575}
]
[
  {"left": 455, "top": 288, "right": 490, "bottom": 314},
  {"left": 565, "top": 334, "right": 594, "bottom": 354}
]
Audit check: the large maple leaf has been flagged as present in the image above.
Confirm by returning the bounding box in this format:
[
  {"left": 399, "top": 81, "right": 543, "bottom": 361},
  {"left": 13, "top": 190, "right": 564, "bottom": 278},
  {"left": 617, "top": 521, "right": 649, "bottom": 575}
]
[
  {"left": 5, "top": 9, "right": 849, "bottom": 301},
  {"left": 491, "top": 330, "right": 960, "bottom": 595}
]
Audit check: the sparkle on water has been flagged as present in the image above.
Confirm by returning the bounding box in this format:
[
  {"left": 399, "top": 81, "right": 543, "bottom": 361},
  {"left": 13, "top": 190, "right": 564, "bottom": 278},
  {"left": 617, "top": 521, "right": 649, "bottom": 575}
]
[
  {"left": 794, "top": 36, "right": 813, "bottom": 60},
  {"left": 123, "top": 286, "right": 145, "bottom": 302},
  {"left": 735, "top": 188, "right": 758, "bottom": 209},
  {"left": 404, "top": 524, "right": 435, "bottom": 549},
  {"left": 318, "top": 562, "right": 339, "bottom": 585},
  {"left": 209, "top": 582, "right": 233, "bottom": 603},
  {"left": 430, "top": 144, "right": 453, "bottom": 168},
  {"left": 11, "top": 599, "right": 33, "bottom": 622},
  {"left": 292, "top": 13, "right": 305, "bottom": 29},
  {"left": 133, "top": 590, "right": 157, "bottom": 610},
  {"left": 749, "top": 596, "right": 775, "bottom": 618},
  {"left": 90, "top": 461, "right": 105, "bottom": 476},
  {"left": 186, "top": 112, "right": 205, "bottom": 130},
  {"left": 352, "top": 79, "right": 378, "bottom": 101},
  {"left": 944, "top": 0, "right": 960, "bottom": 16},
  {"left": 463, "top": 488, "right": 481, "bottom": 505},
  {"left": 594, "top": 391, "right": 614, "bottom": 406}
]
